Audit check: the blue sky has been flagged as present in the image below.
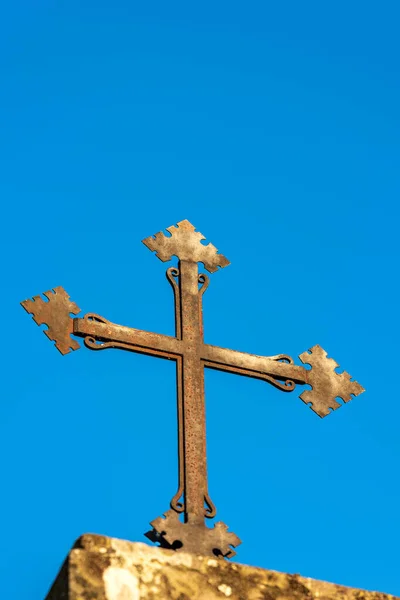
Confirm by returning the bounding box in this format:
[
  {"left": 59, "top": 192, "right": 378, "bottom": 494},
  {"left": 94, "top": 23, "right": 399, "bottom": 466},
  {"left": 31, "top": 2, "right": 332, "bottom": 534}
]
[{"left": 1, "top": 1, "right": 400, "bottom": 597}]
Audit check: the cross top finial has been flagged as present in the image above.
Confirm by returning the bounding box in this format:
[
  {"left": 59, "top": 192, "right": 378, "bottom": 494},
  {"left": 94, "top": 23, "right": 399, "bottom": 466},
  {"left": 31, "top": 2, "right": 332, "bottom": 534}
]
[{"left": 142, "top": 219, "right": 230, "bottom": 273}]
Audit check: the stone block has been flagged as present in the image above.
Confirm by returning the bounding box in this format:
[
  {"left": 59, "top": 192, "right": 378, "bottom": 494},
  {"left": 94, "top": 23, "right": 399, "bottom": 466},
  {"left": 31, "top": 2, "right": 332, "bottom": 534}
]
[{"left": 45, "top": 534, "right": 398, "bottom": 600}]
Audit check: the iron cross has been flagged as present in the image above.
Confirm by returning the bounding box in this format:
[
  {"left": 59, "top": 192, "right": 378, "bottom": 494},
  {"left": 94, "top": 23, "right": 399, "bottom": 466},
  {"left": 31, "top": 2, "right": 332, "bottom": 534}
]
[{"left": 21, "top": 219, "right": 364, "bottom": 559}]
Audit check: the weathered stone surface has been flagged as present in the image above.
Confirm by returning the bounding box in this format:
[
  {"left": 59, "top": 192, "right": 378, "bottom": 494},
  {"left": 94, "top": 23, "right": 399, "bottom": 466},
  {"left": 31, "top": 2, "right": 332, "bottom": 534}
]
[{"left": 45, "top": 534, "right": 398, "bottom": 600}]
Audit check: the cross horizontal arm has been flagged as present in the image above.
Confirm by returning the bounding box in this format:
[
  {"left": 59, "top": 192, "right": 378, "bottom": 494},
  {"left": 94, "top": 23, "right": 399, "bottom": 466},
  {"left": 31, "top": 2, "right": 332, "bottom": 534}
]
[
  {"left": 202, "top": 345, "right": 308, "bottom": 384},
  {"left": 73, "top": 315, "right": 309, "bottom": 384},
  {"left": 73, "top": 316, "right": 181, "bottom": 358},
  {"left": 72, "top": 314, "right": 363, "bottom": 418}
]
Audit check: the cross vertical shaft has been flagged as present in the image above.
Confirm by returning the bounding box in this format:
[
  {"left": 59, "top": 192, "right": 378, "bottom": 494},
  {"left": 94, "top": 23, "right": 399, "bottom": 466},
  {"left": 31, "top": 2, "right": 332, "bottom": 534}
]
[{"left": 179, "top": 260, "right": 207, "bottom": 523}]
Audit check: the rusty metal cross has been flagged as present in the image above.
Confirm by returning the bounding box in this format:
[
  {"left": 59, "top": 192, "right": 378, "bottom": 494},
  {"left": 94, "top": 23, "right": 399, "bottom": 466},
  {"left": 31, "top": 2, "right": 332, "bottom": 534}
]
[{"left": 21, "top": 219, "right": 364, "bottom": 559}]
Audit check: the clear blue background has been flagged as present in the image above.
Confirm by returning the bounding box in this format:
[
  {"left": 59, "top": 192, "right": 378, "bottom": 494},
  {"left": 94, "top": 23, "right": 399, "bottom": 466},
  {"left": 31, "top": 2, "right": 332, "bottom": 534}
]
[{"left": 1, "top": 1, "right": 399, "bottom": 598}]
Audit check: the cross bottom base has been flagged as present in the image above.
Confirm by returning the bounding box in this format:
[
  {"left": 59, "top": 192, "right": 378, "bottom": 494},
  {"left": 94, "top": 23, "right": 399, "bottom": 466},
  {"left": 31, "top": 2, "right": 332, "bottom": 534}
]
[{"left": 147, "top": 509, "right": 241, "bottom": 559}]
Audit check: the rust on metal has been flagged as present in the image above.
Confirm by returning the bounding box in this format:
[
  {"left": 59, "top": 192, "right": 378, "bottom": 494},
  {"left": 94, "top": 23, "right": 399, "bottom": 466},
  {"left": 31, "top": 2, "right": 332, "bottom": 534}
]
[{"left": 21, "top": 219, "right": 365, "bottom": 559}]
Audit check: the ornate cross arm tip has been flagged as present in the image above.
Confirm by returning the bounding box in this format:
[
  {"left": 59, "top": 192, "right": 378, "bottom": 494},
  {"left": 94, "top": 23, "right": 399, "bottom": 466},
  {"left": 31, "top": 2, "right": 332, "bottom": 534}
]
[
  {"left": 148, "top": 509, "right": 241, "bottom": 559},
  {"left": 142, "top": 219, "right": 230, "bottom": 273},
  {"left": 21, "top": 286, "right": 81, "bottom": 355},
  {"left": 299, "top": 345, "right": 365, "bottom": 418}
]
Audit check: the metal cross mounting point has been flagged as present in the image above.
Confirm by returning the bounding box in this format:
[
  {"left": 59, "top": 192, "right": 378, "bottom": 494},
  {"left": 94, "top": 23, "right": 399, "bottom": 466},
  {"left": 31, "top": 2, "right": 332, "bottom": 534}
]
[{"left": 21, "top": 219, "right": 365, "bottom": 559}]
